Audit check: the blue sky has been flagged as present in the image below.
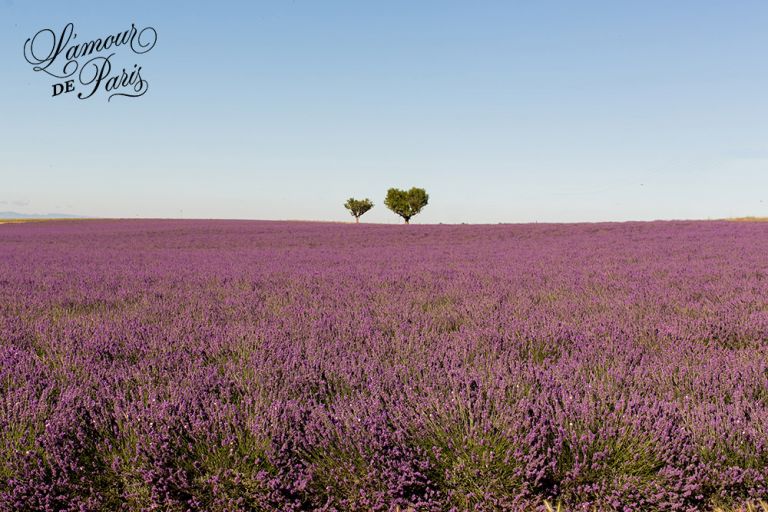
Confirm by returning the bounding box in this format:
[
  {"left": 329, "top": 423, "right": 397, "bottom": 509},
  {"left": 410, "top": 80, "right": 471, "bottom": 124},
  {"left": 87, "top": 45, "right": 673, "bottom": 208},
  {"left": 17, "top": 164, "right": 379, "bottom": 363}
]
[{"left": 2, "top": 0, "right": 767, "bottom": 223}]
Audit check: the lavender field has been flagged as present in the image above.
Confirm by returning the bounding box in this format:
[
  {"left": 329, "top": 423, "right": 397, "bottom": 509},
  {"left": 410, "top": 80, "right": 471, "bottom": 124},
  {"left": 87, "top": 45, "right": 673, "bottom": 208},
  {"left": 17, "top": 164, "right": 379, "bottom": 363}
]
[{"left": 1, "top": 219, "right": 768, "bottom": 511}]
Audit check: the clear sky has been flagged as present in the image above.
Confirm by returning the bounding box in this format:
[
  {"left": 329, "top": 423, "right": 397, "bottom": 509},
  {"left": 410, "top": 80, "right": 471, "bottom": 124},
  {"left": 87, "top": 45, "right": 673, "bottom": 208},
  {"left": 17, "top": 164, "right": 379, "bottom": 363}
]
[{"left": 2, "top": 1, "right": 767, "bottom": 223}]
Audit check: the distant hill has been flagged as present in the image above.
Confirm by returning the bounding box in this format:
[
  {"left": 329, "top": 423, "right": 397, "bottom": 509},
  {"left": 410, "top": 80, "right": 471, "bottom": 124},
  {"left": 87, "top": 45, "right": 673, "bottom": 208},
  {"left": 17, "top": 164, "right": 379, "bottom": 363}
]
[{"left": 0, "top": 211, "right": 86, "bottom": 219}]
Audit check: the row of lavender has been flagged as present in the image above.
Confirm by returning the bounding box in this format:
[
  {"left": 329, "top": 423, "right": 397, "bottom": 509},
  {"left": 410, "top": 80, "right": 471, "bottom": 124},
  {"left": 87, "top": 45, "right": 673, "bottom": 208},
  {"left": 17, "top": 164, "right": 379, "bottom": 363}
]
[{"left": 1, "top": 220, "right": 767, "bottom": 511}]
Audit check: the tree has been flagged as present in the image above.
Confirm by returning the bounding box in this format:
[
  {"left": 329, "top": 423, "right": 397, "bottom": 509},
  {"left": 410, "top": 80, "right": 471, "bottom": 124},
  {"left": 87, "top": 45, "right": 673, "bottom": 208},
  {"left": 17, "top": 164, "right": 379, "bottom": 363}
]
[
  {"left": 344, "top": 197, "right": 374, "bottom": 223},
  {"left": 384, "top": 187, "right": 429, "bottom": 224}
]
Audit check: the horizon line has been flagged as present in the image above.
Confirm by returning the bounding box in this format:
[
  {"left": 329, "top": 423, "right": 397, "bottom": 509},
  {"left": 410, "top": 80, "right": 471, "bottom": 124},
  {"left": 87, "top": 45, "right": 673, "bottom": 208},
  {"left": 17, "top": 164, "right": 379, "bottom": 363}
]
[{"left": 3, "top": 216, "right": 767, "bottom": 226}]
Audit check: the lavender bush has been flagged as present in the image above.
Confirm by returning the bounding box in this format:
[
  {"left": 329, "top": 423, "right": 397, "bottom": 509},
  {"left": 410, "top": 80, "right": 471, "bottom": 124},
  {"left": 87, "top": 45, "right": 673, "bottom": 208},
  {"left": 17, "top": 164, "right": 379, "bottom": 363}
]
[{"left": 1, "top": 219, "right": 767, "bottom": 511}]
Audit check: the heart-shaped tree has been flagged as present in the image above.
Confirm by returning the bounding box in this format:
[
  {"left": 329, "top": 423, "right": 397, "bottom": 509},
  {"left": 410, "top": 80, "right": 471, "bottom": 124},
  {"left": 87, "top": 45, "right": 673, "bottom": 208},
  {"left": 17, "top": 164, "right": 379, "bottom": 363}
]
[{"left": 384, "top": 187, "right": 429, "bottom": 224}]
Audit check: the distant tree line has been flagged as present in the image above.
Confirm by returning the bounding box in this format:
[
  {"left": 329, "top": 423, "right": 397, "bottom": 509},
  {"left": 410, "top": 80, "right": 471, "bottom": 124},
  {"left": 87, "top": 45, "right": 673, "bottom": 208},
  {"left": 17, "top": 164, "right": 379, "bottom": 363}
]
[{"left": 344, "top": 187, "right": 429, "bottom": 224}]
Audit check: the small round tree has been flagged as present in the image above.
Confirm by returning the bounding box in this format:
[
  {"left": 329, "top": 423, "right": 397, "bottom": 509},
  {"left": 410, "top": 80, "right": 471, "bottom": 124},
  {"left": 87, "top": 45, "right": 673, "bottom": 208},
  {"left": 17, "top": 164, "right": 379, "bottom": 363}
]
[
  {"left": 384, "top": 187, "right": 429, "bottom": 224},
  {"left": 344, "top": 197, "right": 374, "bottom": 223}
]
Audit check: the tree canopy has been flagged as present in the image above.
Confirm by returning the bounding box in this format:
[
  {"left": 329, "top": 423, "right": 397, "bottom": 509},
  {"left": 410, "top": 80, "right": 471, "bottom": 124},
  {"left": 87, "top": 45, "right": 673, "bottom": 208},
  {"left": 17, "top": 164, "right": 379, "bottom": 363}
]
[
  {"left": 384, "top": 187, "right": 429, "bottom": 224},
  {"left": 344, "top": 198, "right": 374, "bottom": 223}
]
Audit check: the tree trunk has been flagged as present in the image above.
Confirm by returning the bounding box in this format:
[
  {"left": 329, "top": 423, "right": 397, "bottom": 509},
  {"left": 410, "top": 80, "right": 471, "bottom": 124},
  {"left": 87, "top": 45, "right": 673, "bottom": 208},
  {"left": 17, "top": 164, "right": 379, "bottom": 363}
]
[
  {"left": 404, "top": 218, "right": 410, "bottom": 224},
  {"left": 355, "top": 217, "right": 359, "bottom": 224}
]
